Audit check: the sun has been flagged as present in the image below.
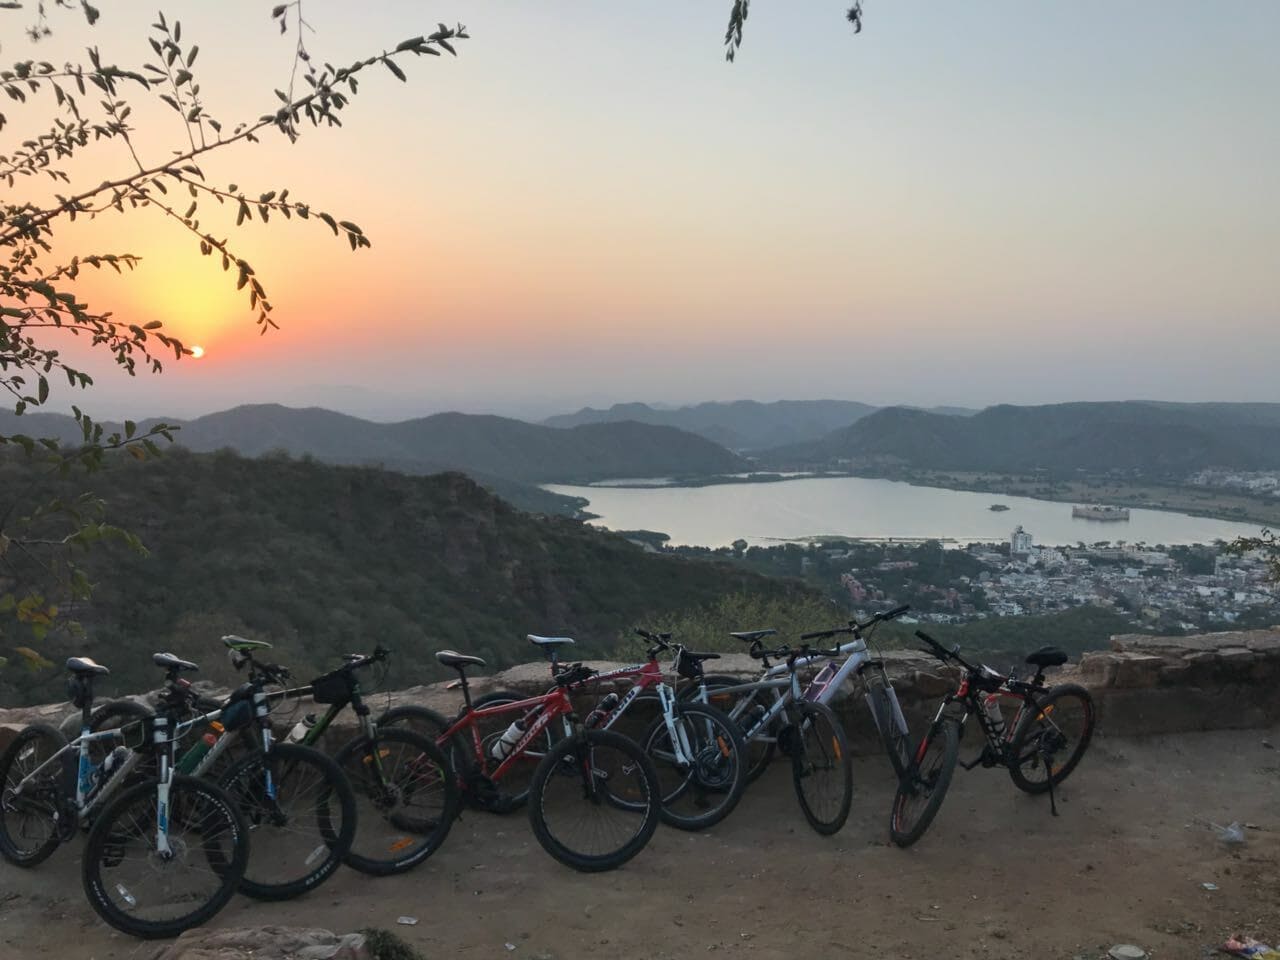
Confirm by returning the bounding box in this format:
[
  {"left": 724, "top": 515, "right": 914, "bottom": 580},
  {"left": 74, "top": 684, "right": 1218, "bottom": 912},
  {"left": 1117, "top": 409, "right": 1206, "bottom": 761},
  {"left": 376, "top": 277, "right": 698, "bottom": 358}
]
[{"left": 190, "top": 345, "right": 205, "bottom": 359}]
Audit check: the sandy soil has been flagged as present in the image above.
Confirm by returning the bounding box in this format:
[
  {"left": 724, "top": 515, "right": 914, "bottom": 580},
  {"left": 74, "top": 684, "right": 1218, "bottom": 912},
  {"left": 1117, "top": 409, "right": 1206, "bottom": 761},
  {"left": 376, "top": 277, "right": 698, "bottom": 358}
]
[{"left": 2, "top": 725, "right": 1278, "bottom": 960}]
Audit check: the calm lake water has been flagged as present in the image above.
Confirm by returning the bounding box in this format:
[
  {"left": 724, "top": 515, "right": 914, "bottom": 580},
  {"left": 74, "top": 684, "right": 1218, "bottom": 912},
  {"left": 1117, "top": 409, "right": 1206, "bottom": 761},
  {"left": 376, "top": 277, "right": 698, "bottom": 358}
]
[{"left": 544, "top": 476, "right": 1264, "bottom": 548}]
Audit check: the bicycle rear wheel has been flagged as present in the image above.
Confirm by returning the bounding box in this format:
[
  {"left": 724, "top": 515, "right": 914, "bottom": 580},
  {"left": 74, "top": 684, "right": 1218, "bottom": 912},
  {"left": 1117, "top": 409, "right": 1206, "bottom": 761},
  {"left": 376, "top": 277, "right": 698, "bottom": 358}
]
[
  {"left": 1007, "top": 683, "right": 1095, "bottom": 794},
  {"left": 528, "top": 729, "right": 660, "bottom": 872},
  {"left": 889, "top": 719, "right": 959, "bottom": 848},
  {"left": 335, "top": 728, "right": 456, "bottom": 876},
  {"left": 218, "top": 742, "right": 356, "bottom": 901},
  {"left": 0, "top": 724, "right": 66, "bottom": 867},
  {"left": 789, "top": 702, "right": 852, "bottom": 835},
  {"left": 640, "top": 701, "right": 747, "bottom": 831},
  {"left": 81, "top": 774, "right": 248, "bottom": 939}
]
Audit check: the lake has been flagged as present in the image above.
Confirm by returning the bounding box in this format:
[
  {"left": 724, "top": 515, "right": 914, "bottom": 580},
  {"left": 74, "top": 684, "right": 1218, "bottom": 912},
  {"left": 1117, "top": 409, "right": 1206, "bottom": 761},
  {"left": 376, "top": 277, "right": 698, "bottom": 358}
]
[{"left": 543, "top": 476, "right": 1263, "bottom": 548}]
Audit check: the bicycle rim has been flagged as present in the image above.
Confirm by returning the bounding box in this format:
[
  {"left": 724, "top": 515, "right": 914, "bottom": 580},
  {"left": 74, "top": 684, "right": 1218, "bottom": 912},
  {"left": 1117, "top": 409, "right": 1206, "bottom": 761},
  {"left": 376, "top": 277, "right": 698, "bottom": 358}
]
[
  {"left": 219, "top": 743, "right": 355, "bottom": 900},
  {"left": 1009, "top": 685, "right": 1095, "bottom": 793},
  {"left": 643, "top": 704, "right": 745, "bottom": 830},
  {"left": 81, "top": 776, "right": 247, "bottom": 939},
  {"left": 529, "top": 729, "right": 659, "bottom": 872},
  {"left": 0, "top": 725, "right": 66, "bottom": 866},
  {"left": 890, "top": 720, "right": 958, "bottom": 848},
  {"left": 337, "top": 729, "right": 455, "bottom": 875},
  {"left": 791, "top": 703, "right": 852, "bottom": 835}
]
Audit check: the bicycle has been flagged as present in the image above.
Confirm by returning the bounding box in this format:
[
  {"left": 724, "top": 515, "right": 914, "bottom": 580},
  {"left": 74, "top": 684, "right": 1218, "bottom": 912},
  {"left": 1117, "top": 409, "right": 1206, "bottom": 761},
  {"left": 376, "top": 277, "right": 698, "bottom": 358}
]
[
  {"left": 718, "top": 636, "right": 855, "bottom": 833},
  {"left": 0, "top": 654, "right": 249, "bottom": 939},
  {"left": 896, "top": 630, "right": 1096, "bottom": 846},
  {"left": 431, "top": 647, "right": 662, "bottom": 872},
  {"left": 89, "top": 639, "right": 455, "bottom": 877},
  {"left": 685, "top": 606, "right": 913, "bottom": 787},
  {"left": 136, "top": 636, "right": 359, "bottom": 901}
]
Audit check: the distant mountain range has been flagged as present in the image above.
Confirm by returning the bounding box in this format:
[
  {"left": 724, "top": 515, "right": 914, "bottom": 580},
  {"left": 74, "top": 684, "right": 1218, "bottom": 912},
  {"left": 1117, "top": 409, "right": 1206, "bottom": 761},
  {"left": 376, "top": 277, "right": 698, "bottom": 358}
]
[
  {"left": 0, "top": 405, "right": 746, "bottom": 514},
  {"left": 543, "top": 400, "right": 976, "bottom": 451},
  {"left": 764, "top": 401, "right": 1280, "bottom": 475}
]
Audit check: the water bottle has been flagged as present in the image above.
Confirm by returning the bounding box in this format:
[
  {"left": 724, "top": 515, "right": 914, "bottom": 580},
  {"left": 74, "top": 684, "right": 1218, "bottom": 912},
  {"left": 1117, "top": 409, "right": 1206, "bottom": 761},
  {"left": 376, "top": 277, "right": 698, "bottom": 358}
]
[
  {"left": 982, "top": 695, "right": 1005, "bottom": 738},
  {"left": 585, "top": 693, "right": 620, "bottom": 729},
  {"left": 176, "top": 721, "right": 223, "bottom": 775},
  {"left": 100, "top": 745, "right": 129, "bottom": 787},
  {"left": 287, "top": 713, "right": 318, "bottom": 744},
  {"left": 489, "top": 718, "right": 526, "bottom": 761}
]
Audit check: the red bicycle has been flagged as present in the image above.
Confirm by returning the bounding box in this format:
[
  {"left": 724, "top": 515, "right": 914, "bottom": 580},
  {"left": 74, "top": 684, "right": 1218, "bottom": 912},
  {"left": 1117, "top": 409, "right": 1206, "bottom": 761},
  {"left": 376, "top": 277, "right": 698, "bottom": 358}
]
[{"left": 430, "top": 649, "right": 662, "bottom": 872}]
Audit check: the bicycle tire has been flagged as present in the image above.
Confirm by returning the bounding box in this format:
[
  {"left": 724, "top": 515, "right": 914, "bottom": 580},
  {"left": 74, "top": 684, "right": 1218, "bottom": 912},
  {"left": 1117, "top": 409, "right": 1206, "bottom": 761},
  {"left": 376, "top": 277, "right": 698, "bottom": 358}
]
[
  {"left": 695, "top": 675, "right": 777, "bottom": 783},
  {"left": 864, "top": 672, "right": 913, "bottom": 777},
  {"left": 639, "top": 701, "right": 748, "bottom": 831},
  {"left": 528, "top": 728, "right": 660, "bottom": 872},
  {"left": 81, "top": 774, "right": 249, "bottom": 939},
  {"left": 889, "top": 719, "right": 959, "bottom": 848},
  {"left": 790, "top": 702, "right": 853, "bottom": 836},
  {"left": 0, "top": 724, "right": 67, "bottom": 867},
  {"left": 1007, "top": 683, "right": 1095, "bottom": 794},
  {"left": 218, "top": 742, "right": 356, "bottom": 901},
  {"left": 334, "top": 727, "right": 456, "bottom": 876}
]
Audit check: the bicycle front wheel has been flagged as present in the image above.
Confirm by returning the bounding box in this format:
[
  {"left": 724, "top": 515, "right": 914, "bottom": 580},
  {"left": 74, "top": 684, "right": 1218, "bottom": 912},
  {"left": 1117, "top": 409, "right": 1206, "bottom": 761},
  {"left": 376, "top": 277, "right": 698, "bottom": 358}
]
[
  {"left": 528, "top": 729, "right": 660, "bottom": 872},
  {"left": 0, "top": 723, "right": 66, "bottom": 867},
  {"left": 641, "top": 701, "right": 748, "bottom": 831},
  {"left": 790, "top": 702, "right": 853, "bottom": 836},
  {"left": 889, "top": 719, "right": 959, "bottom": 848},
  {"left": 81, "top": 774, "right": 248, "bottom": 939},
  {"left": 334, "top": 728, "right": 456, "bottom": 876},
  {"left": 1007, "top": 683, "right": 1095, "bottom": 794},
  {"left": 218, "top": 742, "right": 356, "bottom": 901}
]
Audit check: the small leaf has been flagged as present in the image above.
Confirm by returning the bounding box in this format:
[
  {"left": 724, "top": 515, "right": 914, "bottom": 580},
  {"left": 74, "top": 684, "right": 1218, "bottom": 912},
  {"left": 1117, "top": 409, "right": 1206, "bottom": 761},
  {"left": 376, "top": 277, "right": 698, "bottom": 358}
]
[{"left": 383, "top": 58, "right": 407, "bottom": 82}]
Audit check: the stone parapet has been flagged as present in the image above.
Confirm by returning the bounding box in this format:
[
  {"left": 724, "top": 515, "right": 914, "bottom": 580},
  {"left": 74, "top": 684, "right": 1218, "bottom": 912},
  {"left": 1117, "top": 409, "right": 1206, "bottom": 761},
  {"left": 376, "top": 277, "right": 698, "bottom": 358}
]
[{"left": 5, "top": 629, "right": 1280, "bottom": 756}]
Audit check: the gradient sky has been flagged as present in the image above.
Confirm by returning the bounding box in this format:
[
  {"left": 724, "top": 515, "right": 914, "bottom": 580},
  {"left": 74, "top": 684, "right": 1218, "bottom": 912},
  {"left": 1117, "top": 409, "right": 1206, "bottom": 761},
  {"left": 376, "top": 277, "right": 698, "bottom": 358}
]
[{"left": 15, "top": 1, "right": 1280, "bottom": 420}]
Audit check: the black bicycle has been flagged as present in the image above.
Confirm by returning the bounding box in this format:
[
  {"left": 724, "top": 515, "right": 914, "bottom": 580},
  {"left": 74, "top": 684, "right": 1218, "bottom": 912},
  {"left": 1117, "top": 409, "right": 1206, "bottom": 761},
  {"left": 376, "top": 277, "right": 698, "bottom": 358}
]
[{"left": 890, "top": 631, "right": 1096, "bottom": 847}]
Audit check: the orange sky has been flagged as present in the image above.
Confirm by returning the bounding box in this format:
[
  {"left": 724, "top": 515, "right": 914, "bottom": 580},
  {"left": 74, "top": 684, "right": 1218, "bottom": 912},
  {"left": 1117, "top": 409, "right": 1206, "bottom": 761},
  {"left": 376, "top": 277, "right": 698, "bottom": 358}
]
[{"left": 13, "top": 1, "right": 1280, "bottom": 420}]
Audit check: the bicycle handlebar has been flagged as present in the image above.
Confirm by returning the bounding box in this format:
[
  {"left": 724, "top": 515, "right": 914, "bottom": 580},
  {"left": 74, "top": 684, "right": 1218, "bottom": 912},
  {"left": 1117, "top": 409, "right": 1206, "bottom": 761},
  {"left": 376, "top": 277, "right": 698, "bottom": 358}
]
[
  {"left": 750, "top": 641, "right": 841, "bottom": 662},
  {"left": 801, "top": 604, "right": 911, "bottom": 642}
]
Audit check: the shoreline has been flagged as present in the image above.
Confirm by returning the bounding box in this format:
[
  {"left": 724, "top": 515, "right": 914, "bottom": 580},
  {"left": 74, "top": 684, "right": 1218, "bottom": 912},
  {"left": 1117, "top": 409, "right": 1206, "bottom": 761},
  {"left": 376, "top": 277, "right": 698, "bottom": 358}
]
[{"left": 560, "top": 470, "right": 1277, "bottom": 529}]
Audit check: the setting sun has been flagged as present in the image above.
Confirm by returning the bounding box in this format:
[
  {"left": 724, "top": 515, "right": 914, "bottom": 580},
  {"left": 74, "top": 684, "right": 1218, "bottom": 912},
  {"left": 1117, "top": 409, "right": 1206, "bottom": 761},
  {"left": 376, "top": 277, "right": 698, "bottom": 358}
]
[{"left": 190, "top": 345, "right": 205, "bottom": 359}]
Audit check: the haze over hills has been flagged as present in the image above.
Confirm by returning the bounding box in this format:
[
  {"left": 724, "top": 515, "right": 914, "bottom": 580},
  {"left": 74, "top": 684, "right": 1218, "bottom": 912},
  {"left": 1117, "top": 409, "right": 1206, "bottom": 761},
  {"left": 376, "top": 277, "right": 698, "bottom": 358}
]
[
  {"left": 543, "top": 400, "right": 884, "bottom": 450},
  {"left": 764, "top": 401, "right": 1280, "bottom": 476},
  {"left": 0, "top": 405, "right": 746, "bottom": 512}
]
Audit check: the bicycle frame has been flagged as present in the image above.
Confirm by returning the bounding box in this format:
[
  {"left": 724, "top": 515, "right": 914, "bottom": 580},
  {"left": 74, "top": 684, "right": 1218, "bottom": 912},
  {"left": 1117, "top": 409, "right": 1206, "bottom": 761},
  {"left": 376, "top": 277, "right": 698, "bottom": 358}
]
[{"left": 439, "top": 685, "right": 577, "bottom": 783}]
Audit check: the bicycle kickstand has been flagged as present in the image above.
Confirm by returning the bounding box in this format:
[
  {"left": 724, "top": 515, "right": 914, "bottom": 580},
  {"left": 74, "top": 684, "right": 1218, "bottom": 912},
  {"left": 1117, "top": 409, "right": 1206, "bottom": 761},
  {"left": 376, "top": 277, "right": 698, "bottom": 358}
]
[{"left": 1043, "top": 745, "right": 1059, "bottom": 817}]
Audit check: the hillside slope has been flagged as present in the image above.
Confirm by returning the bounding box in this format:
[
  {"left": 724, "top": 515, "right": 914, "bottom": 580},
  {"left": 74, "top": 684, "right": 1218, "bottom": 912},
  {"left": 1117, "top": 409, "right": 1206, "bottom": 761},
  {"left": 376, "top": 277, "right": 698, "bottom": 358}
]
[
  {"left": 0, "top": 449, "right": 807, "bottom": 706},
  {"left": 0, "top": 404, "right": 746, "bottom": 493},
  {"left": 767, "top": 401, "right": 1280, "bottom": 475}
]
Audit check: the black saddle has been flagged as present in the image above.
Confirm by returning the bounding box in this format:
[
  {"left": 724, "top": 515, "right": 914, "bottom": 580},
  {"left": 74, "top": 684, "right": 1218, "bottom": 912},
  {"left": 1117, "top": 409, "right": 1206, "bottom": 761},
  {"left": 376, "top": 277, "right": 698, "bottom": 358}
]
[
  {"left": 1025, "top": 646, "right": 1068, "bottom": 669},
  {"left": 730, "top": 629, "right": 777, "bottom": 643},
  {"left": 436, "top": 650, "right": 487, "bottom": 670},
  {"left": 685, "top": 651, "right": 721, "bottom": 663},
  {"left": 66, "top": 656, "right": 110, "bottom": 676},
  {"left": 153, "top": 652, "right": 199, "bottom": 673},
  {"left": 527, "top": 634, "right": 575, "bottom": 647}
]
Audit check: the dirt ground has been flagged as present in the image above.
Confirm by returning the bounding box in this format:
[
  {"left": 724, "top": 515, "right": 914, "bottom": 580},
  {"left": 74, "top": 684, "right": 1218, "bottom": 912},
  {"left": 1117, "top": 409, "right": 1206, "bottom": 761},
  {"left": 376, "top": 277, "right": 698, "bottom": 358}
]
[{"left": 2, "top": 725, "right": 1278, "bottom": 960}]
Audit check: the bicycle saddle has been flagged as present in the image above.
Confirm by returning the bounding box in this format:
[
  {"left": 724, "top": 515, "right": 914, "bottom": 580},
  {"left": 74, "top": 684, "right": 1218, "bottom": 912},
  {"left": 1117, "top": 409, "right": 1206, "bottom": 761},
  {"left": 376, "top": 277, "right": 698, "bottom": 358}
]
[
  {"left": 730, "top": 629, "right": 777, "bottom": 642},
  {"left": 436, "top": 650, "right": 487, "bottom": 670},
  {"left": 222, "top": 634, "right": 272, "bottom": 651},
  {"left": 1025, "top": 646, "right": 1068, "bottom": 669},
  {"left": 527, "top": 635, "right": 576, "bottom": 647},
  {"left": 66, "top": 656, "right": 110, "bottom": 676},
  {"left": 153, "top": 652, "right": 199, "bottom": 672},
  {"left": 683, "top": 651, "right": 721, "bottom": 662}
]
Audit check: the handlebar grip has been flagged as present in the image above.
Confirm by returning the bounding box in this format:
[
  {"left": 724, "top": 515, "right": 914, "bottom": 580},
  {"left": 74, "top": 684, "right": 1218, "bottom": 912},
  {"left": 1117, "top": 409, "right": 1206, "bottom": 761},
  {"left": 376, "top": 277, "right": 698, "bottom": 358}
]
[
  {"left": 800, "top": 629, "right": 832, "bottom": 641},
  {"left": 884, "top": 605, "right": 910, "bottom": 620},
  {"left": 634, "top": 628, "right": 653, "bottom": 640}
]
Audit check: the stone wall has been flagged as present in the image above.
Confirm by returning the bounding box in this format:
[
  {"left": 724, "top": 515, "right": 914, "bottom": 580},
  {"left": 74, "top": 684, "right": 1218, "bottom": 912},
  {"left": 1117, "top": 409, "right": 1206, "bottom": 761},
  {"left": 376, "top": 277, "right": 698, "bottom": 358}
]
[{"left": 4, "top": 628, "right": 1280, "bottom": 757}]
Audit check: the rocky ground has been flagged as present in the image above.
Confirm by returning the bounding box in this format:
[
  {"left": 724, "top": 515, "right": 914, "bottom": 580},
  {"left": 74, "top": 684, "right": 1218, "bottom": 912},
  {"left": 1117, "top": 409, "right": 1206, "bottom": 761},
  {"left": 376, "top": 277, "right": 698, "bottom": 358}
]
[{"left": 1, "top": 724, "right": 1278, "bottom": 960}]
